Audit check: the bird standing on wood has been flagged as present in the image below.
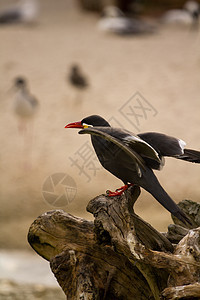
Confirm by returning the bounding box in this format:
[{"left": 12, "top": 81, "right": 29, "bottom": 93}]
[{"left": 65, "top": 115, "right": 200, "bottom": 225}]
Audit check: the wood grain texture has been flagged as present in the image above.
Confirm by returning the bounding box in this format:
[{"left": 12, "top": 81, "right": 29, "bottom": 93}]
[{"left": 28, "top": 186, "right": 200, "bottom": 300}]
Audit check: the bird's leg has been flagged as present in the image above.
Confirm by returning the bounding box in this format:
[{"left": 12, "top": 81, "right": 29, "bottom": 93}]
[
  {"left": 107, "top": 183, "right": 134, "bottom": 197},
  {"left": 18, "top": 120, "right": 27, "bottom": 135}
]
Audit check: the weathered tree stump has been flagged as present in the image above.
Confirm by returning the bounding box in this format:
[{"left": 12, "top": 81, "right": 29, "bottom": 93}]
[{"left": 28, "top": 186, "right": 200, "bottom": 300}]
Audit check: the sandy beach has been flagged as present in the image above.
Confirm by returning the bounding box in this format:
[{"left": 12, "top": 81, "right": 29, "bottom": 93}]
[{"left": 0, "top": 0, "right": 200, "bottom": 254}]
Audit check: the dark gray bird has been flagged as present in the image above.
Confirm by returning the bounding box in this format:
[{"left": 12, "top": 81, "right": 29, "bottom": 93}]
[
  {"left": 65, "top": 115, "right": 200, "bottom": 225},
  {"left": 0, "top": 0, "right": 39, "bottom": 25},
  {"left": 68, "top": 64, "right": 88, "bottom": 90}
]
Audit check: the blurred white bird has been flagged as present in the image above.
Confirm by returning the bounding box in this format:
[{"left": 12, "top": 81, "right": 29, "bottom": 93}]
[
  {"left": 97, "top": 6, "right": 156, "bottom": 35},
  {"left": 13, "top": 77, "right": 39, "bottom": 134},
  {"left": 161, "top": 1, "right": 199, "bottom": 27},
  {"left": 12, "top": 76, "right": 39, "bottom": 169},
  {"left": 0, "top": 0, "right": 39, "bottom": 25}
]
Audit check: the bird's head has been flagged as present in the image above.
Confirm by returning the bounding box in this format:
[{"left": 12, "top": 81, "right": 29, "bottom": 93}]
[
  {"left": 14, "top": 77, "right": 26, "bottom": 88},
  {"left": 71, "top": 64, "right": 79, "bottom": 74},
  {"left": 184, "top": 1, "right": 199, "bottom": 14},
  {"left": 65, "top": 115, "right": 110, "bottom": 129}
]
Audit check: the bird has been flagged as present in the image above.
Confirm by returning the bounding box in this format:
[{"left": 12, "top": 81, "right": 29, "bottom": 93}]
[
  {"left": 65, "top": 115, "right": 200, "bottom": 225},
  {"left": 97, "top": 6, "right": 156, "bottom": 35},
  {"left": 161, "top": 1, "right": 199, "bottom": 27},
  {"left": 12, "top": 76, "right": 39, "bottom": 133},
  {"left": 12, "top": 76, "right": 39, "bottom": 169},
  {"left": 0, "top": 0, "right": 39, "bottom": 25},
  {"left": 68, "top": 64, "right": 88, "bottom": 90}
]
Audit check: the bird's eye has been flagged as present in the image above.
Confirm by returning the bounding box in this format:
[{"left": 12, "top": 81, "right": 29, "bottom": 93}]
[{"left": 82, "top": 123, "right": 93, "bottom": 128}]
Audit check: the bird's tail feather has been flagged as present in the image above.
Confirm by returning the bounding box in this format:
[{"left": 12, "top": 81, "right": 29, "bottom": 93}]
[
  {"left": 176, "top": 148, "right": 200, "bottom": 163},
  {"left": 142, "top": 172, "right": 192, "bottom": 225},
  {"left": 148, "top": 185, "right": 191, "bottom": 225}
]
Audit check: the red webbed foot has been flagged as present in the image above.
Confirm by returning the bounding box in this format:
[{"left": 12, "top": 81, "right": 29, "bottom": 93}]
[{"left": 107, "top": 183, "right": 134, "bottom": 197}]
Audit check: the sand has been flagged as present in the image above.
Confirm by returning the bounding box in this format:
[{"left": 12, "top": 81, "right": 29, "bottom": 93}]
[{"left": 0, "top": 0, "right": 200, "bottom": 249}]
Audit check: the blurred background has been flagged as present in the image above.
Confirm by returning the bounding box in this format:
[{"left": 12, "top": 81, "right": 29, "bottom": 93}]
[{"left": 0, "top": 0, "right": 200, "bottom": 298}]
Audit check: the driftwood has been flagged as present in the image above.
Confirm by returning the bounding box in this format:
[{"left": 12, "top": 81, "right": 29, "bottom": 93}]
[{"left": 28, "top": 186, "right": 200, "bottom": 300}]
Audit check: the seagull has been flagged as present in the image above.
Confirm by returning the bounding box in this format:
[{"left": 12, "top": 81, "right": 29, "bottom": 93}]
[
  {"left": 12, "top": 76, "right": 39, "bottom": 169},
  {"left": 13, "top": 76, "right": 39, "bottom": 133},
  {"left": 65, "top": 115, "right": 200, "bottom": 225},
  {"left": 97, "top": 6, "right": 156, "bottom": 35},
  {"left": 161, "top": 1, "right": 199, "bottom": 27},
  {"left": 68, "top": 64, "right": 88, "bottom": 90},
  {"left": 0, "top": 0, "right": 39, "bottom": 25}
]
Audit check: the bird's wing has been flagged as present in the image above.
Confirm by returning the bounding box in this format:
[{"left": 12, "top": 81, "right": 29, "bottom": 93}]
[
  {"left": 138, "top": 132, "right": 200, "bottom": 165},
  {"left": 175, "top": 148, "right": 200, "bottom": 164},
  {"left": 86, "top": 127, "right": 161, "bottom": 165},
  {"left": 138, "top": 132, "right": 186, "bottom": 157},
  {"left": 122, "top": 134, "right": 161, "bottom": 162},
  {"left": 79, "top": 127, "right": 146, "bottom": 170},
  {"left": 111, "top": 128, "right": 162, "bottom": 170},
  {"left": 28, "top": 95, "right": 39, "bottom": 107}
]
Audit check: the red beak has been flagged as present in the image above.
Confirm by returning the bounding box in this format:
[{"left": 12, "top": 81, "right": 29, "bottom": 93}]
[{"left": 65, "top": 121, "right": 83, "bottom": 129}]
